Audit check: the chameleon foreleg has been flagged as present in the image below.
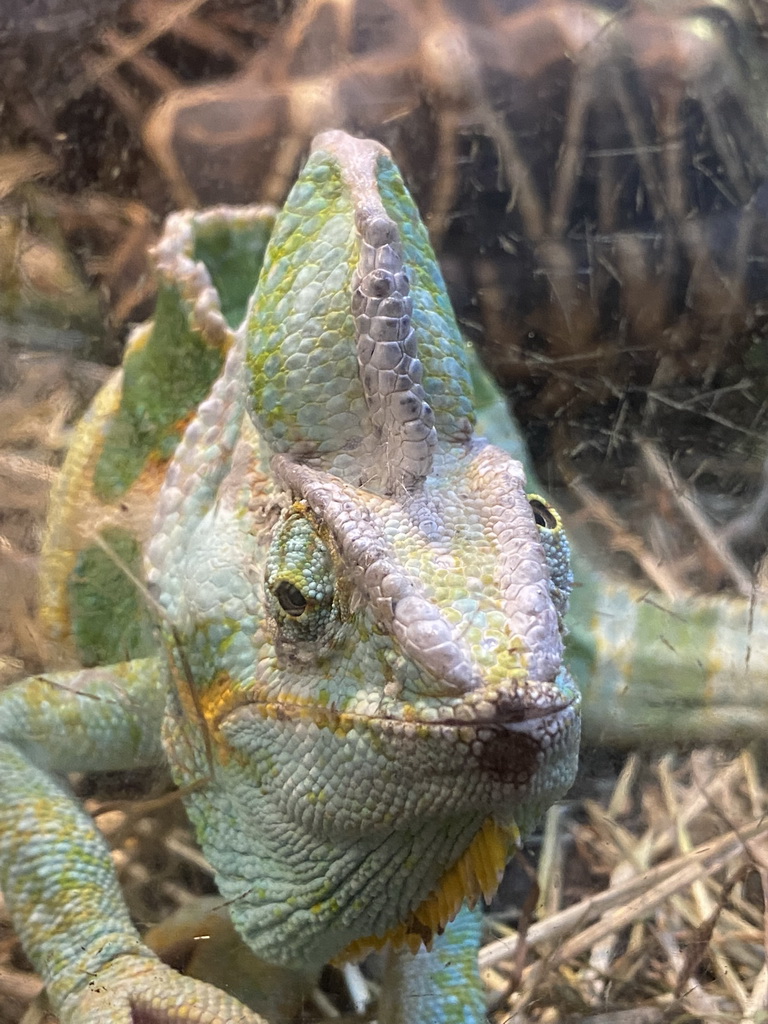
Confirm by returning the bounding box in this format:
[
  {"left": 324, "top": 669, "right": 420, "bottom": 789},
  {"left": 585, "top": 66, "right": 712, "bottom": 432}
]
[
  {"left": 0, "top": 736, "right": 159, "bottom": 1011},
  {"left": 0, "top": 659, "right": 165, "bottom": 772},
  {"left": 0, "top": 659, "right": 265, "bottom": 1023}
]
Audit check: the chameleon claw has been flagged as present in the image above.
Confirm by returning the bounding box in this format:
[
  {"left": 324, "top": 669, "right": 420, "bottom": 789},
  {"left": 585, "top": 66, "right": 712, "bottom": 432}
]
[{"left": 61, "top": 958, "right": 266, "bottom": 1024}]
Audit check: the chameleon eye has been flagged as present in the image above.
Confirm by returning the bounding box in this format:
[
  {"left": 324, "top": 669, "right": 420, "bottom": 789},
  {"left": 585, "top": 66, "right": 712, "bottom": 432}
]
[
  {"left": 274, "top": 580, "right": 308, "bottom": 617},
  {"left": 529, "top": 497, "right": 557, "bottom": 530},
  {"left": 264, "top": 507, "right": 344, "bottom": 648},
  {"left": 527, "top": 494, "right": 572, "bottom": 621}
]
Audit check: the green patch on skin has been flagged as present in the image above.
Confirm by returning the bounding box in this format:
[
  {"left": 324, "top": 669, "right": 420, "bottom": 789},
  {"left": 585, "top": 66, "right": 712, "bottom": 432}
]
[
  {"left": 193, "top": 214, "right": 275, "bottom": 329},
  {"left": 93, "top": 208, "right": 275, "bottom": 500},
  {"left": 93, "top": 285, "right": 226, "bottom": 500},
  {"left": 245, "top": 159, "right": 362, "bottom": 452},
  {"left": 69, "top": 528, "right": 155, "bottom": 666},
  {"left": 218, "top": 621, "right": 242, "bottom": 653}
]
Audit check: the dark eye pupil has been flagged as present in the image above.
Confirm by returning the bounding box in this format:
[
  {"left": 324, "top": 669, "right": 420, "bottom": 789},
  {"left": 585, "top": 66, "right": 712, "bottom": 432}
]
[
  {"left": 529, "top": 498, "right": 556, "bottom": 530},
  {"left": 275, "top": 580, "right": 308, "bottom": 616}
]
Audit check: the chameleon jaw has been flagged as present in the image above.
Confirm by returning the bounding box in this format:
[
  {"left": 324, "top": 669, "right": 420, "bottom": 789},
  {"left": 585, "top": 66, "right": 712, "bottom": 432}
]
[
  {"left": 190, "top": 677, "right": 577, "bottom": 969},
  {"left": 206, "top": 674, "right": 578, "bottom": 753},
  {"left": 207, "top": 675, "right": 581, "bottom": 802},
  {"left": 335, "top": 815, "right": 520, "bottom": 962}
]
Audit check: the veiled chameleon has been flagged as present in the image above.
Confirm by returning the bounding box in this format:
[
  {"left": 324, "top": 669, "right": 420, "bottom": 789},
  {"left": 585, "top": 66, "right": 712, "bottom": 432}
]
[{"left": 0, "top": 132, "right": 578, "bottom": 1023}]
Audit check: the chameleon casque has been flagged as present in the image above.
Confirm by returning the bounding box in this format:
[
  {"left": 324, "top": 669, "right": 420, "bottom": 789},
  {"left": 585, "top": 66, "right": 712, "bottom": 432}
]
[{"left": 0, "top": 132, "right": 581, "bottom": 1022}]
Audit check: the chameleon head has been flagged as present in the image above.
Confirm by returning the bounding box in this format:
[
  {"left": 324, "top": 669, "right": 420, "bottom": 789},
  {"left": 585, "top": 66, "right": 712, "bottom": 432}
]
[
  {"left": 258, "top": 439, "right": 579, "bottom": 817},
  {"left": 153, "top": 131, "right": 580, "bottom": 969}
]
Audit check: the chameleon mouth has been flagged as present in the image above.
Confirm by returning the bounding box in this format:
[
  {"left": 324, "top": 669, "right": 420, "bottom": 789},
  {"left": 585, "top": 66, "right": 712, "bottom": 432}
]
[
  {"left": 333, "top": 677, "right": 580, "bottom": 735},
  {"left": 370, "top": 697, "right": 580, "bottom": 782},
  {"left": 410, "top": 696, "right": 577, "bottom": 727},
  {"left": 210, "top": 686, "right": 578, "bottom": 734},
  {"left": 214, "top": 688, "right": 579, "bottom": 789},
  {"left": 201, "top": 672, "right": 579, "bottom": 792}
]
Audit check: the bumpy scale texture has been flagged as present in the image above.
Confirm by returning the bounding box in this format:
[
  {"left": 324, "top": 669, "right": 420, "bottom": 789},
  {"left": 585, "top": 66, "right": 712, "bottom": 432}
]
[{"left": 0, "top": 131, "right": 580, "bottom": 1024}]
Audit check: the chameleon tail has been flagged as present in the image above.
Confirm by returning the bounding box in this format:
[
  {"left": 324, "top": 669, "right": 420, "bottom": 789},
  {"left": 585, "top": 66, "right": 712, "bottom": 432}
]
[{"left": 570, "top": 560, "right": 768, "bottom": 747}]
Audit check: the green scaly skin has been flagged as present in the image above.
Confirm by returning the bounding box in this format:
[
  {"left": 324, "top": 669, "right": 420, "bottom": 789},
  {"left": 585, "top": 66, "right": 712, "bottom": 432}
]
[{"left": 0, "top": 133, "right": 580, "bottom": 1023}]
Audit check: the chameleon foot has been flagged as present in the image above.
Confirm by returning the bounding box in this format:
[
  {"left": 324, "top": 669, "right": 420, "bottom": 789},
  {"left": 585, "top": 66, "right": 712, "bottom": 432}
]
[{"left": 59, "top": 957, "right": 265, "bottom": 1024}]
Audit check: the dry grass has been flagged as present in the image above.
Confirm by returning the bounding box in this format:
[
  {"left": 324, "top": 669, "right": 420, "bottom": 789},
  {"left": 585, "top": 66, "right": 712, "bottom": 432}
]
[{"left": 484, "top": 750, "right": 767, "bottom": 1023}]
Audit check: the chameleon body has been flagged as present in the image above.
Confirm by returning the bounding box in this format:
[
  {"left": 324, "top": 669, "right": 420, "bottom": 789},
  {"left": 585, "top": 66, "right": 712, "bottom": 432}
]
[{"left": 0, "top": 133, "right": 580, "bottom": 1023}]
